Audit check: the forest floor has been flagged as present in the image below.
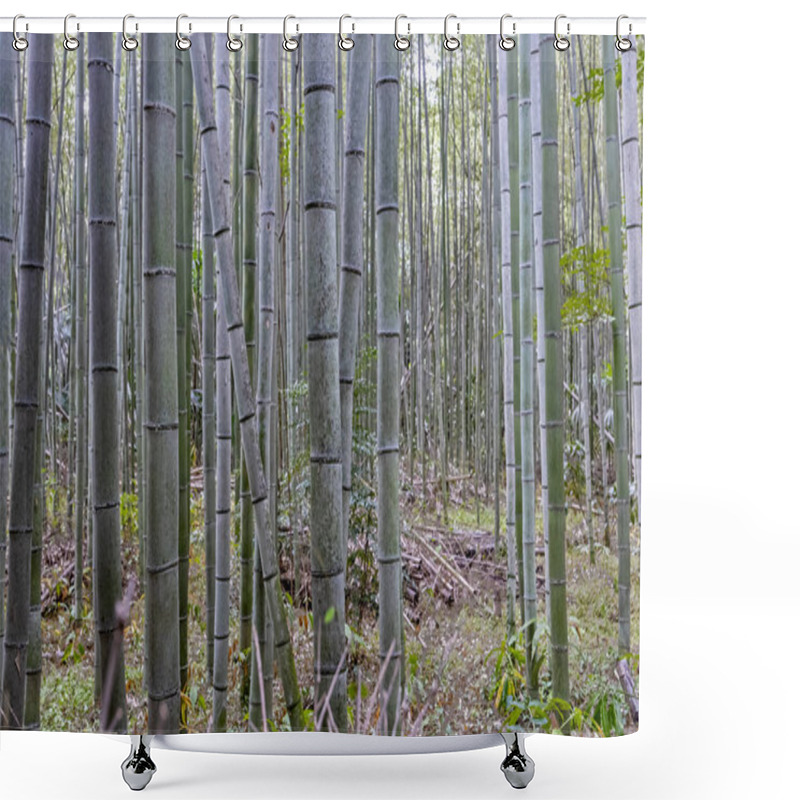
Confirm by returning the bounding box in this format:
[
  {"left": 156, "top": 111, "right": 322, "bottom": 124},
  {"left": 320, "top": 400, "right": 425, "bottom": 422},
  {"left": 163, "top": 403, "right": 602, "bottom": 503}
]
[{"left": 37, "top": 470, "right": 639, "bottom": 737}]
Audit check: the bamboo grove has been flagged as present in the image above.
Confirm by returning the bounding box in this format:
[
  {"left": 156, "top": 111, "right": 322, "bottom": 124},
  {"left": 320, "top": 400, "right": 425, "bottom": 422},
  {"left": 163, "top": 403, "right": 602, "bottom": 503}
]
[{"left": 0, "top": 32, "right": 643, "bottom": 736}]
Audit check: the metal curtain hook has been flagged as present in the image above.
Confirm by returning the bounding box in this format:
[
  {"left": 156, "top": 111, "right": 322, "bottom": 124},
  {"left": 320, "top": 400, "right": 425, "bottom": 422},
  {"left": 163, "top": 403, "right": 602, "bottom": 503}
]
[
  {"left": 283, "top": 15, "right": 299, "bottom": 52},
  {"left": 122, "top": 15, "right": 139, "bottom": 51},
  {"left": 339, "top": 15, "right": 355, "bottom": 51},
  {"left": 64, "top": 13, "right": 79, "bottom": 51},
  {"left": 443, "top": 14, "right": 460, "bottom": 51},
  {"left": 12, "top": 14, "right": 28, "bottom": 51},
  {"left": 616, "top": 14, "right": 632, "bottom": 51},
  {"left": 227, "top": 15, "right": 243, "bottom": 52},
  {"left": 394, "top": 15, "right": 410, "bottom": 51},
  {"left": 176, "top": 14, "right": 191, "bottom": 50},
  {"left": 554, "top": 14, "right": 570, "bottom": 51},
  {"left": 499, "top": 14, "right": 515, "bottom": 51}
]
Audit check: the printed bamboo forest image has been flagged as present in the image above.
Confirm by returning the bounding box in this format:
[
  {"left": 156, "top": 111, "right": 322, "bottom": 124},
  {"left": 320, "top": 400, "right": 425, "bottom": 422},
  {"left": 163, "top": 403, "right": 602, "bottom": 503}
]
[{"left": 0, "top": 31, "right": 643, "bottom": 737}]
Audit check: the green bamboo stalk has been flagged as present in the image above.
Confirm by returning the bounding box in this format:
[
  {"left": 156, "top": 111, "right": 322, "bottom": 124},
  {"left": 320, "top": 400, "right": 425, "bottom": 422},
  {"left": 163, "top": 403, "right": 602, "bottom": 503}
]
[
  {"left": 567, "top": 46, "right": 595, "bottom": 565},
  {"left": 212, "top": 33, "right": 232, "bottom": 732},
  {"left": 239, "top": 35, "right": 259, "bottom": 709},
  {"left": 621, "top": 38, "right": 642, "bottom": 514},
  {"left": 131, "top": 47, "right": 144, "bottom": 589},
  {"left": 88, "top": 32, "right": 128, "bottom": 733},
  {"left": 517, "top": 34, "right": 538, "bottom": 696},
  {"left": 375, "top": 34, "right": 403, "bottom": 734},
  {"left": 303, "top": 33, "right": 347, "bottom": 733},
  {"left": 415, "top": 42, "right": 427, "bottom": 503},
  {"left": 0, "top": 34, "right": 15, "bottom": 683},
  {"left": 24, "top": 364, "right": 44, "bottom": 729},
  {"left": 541, "top": 34, "right": 570, "bottom": 730},
  {"left": 201, "top": 60, "right": 217, "bottom": 684},
  {"left": 232, "top": 54, "right": 242, "bottom": 495},
  {"left": 250, "top": 32, "right": 282, "bottom": 729},
  {"left": 117, "top": 57, "right": 133, "bottom": 472},
  {"left": 242, "top": 32, "right": 264, "bottom": 726},
  {"left": 530, "top": 34, "right": 550, "bottom": 621},
  {"left": 190, "top": 34, "right": 303, "bottom": 731},
  {"left": 174, "top": 50, "right": 190, "bottom": 699},
  {"left": 507, "top": 44, "right": 524, "bottom": 627},
  {"left": 28, "top": 47, "right": 67, "bottom": 730},
  {"left": 143, "top": 33, "right": 181, "bottom": 734},
  {"left": 497, "top": 47, "right": 517, "bottom": 637},
  {"left": 72, "top": 43, "right": 88, "bottom": 623},
  {"left": 338, "top": 34, "right": 372, "bottom": 570},
  {"left": 489, "top": 38, "right": 502, "bottom": 562},
  {"left": 181, "top": 49, "right": 195, "bottom": 699},
  {"left": 1, "top": 33, "right": 52, "bottom": 730},
  {"left": 603, "top": 38, "right": 631, "bottom": 657}
]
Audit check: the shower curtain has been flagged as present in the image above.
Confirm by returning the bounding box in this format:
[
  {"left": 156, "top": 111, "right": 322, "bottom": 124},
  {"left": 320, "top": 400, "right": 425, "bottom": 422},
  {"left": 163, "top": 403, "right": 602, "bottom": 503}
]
[{"left": 0, "top": 29, "right": 642, "bottom": 739}]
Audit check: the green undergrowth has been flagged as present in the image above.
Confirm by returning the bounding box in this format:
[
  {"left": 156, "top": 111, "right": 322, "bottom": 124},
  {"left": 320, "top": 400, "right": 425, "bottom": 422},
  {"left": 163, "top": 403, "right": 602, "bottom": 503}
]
[{"left": 38, "top": 481, "right": 638, "bottom": 736}]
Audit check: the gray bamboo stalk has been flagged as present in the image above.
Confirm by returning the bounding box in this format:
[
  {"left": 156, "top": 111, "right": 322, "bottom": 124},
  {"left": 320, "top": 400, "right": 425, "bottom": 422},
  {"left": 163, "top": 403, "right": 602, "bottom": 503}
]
[
  {"left": 117, "top": 60, "right": 133, "bottom": 460},
  {"left": 375, "top": 35, "right": 403, "bottom": 734},
  {"left": 530, "top": 35, "right": 550, "bottom": 620},
  {"left": 621, "top": 38, "right": 642, "bottom": 514},
  {"left": 540, "top": 35, "right": 570, "bottom": 728},
  {"left": 1, "top": 34, "right": 52, "bottom": 730},
  {"left": 489, "top": 38, "right": 502, "bottom": 561},
  {"left": 24, "top": 369, "right": 44, "bottom": 728},
  {"left": 30, "top": 49, "right": 68, "bottom": 728},
  {"left": 286, "top": 56, "right": 299, "bottom": 589},
  {"left": 0, "top": 34, "right": 17, "bottom": 681},
  {"left": 246, "top": 31, "right": 269, "bottom": 730},
  {"left": 436, "top": 49, "right": 449, "bottom": 520},
  {"left": 338, "top": 34, "right": 371, "bottom": 568},
  {"left": 415, "top": 42, "right": 426, "bottom": 503},
  {"left": 303, "top": 33, "right": 347, "bottom": 733},
  {"left": 202, "top": 115, "right": 217, "bottom": 683},
  {"left": 88, "top": 32, "right": 128, "bottom": 733},
  {"left": 143, "top": 33, "right": 181, "bottom": 734},
  {"left": 603, "top": 38, "right": 631, "bottom": 657},
  {"left": 250, "top": 33, "right": 281, "bottom": 728},
  {"left": 132, "top": 49, "right": 144, "bottom": 588},
  {"left": 185, "top": 55, "right": 197, "bottom": 694},
  {"left": 239, "top": 34, "right": 259, "bottom": 707},
  {"left": 517, "top": 34, "right": 538, "bottom": 695},
  {"left": 42, "top": 52, "right": 67, "bottom": 532},
  {"left": 73, "top": 43, "right": 88, "bottom": 623},
  {"left": 568, "top": 45, "right": 595, "bottom": 565},
  {"left": 234, "top": 35, "right": 258, "bottom": 705},
  {"left": 190, "top": 34, "right": 303, "bottom": 731},
  {"left": 182, "top": 48, "right": 195, "bottom": 554},
  {"left": 497, "top": 48, "right": 517, "bottom": 637},
  {"left": 175, "top": 50, "right": 190, "bottom": 698},
  {"left": 507, "top": 45, "right": 524, "bottom": 626},
  {"left": 231, "top": 56, "right": 242, "bottom": 494},
  {"left": 212, "top": 33, "right": 233, "bottom": 732}
]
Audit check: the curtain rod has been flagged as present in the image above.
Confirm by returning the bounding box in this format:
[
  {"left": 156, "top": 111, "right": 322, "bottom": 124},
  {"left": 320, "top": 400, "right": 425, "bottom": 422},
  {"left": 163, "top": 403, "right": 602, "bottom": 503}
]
[{"left": 0, "top": 16, "right": 646, "bottom": 36}]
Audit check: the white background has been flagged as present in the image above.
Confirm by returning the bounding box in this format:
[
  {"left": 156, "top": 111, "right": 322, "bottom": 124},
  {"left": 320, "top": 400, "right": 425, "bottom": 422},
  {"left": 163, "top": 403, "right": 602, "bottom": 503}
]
[{"left": 2, "top": 0, "right": 798, "bottom": 797}]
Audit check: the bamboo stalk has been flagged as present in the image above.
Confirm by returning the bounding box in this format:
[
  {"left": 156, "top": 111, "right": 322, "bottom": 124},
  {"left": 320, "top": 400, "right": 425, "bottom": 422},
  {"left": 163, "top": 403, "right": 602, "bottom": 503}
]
[{"left": 190, "top": 34, "right": 303, "bottom": 731}]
